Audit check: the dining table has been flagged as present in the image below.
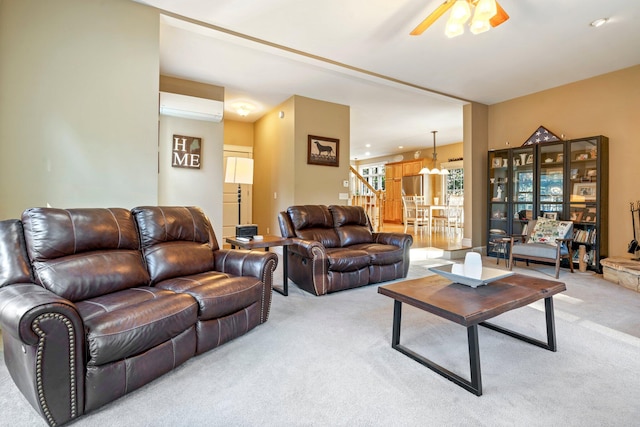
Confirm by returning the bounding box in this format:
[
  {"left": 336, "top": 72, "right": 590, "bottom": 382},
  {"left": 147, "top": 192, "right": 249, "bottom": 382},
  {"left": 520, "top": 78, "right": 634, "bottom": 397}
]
[{"left": 416, "top": 204, "right": 447, "bottom": 233}]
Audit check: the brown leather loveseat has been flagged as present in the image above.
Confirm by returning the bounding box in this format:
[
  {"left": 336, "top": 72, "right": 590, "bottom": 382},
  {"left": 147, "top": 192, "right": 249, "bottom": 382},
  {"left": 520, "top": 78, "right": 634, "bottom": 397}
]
[
  {"left": 278, "top": 205, "right": 412, "bottom": 296},
  {"left": 0, "top": 206, "right": 277, "bottom": 426}
]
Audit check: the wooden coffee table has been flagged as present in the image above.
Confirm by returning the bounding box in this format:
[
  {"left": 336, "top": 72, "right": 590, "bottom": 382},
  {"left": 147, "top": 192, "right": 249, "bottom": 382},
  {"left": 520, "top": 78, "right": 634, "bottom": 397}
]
[
  {"left": 378, "top": 273, "right": 566, "bottom": 396},
  {"left": 225, "top": 235, "right": 294, "bottom": 296}
]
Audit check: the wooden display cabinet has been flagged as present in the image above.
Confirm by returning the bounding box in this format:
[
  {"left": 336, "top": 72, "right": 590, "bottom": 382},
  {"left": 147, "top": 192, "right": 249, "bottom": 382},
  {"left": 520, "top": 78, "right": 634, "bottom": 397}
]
[{"left": 487, "top": 135, "right": 608, "bottom": 272}]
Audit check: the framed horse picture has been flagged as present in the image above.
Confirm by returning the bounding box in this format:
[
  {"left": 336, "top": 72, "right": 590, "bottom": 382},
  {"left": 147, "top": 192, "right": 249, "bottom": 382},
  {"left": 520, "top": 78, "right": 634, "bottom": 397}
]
[{"left": 308, "top": 135, "right": 339, "bottom": 167}]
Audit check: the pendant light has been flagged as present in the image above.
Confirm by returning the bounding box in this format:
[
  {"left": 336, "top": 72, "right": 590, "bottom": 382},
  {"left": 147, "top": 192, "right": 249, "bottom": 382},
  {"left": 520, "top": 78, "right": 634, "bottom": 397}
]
[{"left": 420, "top": 131, "right": 449, "bottom": 175}]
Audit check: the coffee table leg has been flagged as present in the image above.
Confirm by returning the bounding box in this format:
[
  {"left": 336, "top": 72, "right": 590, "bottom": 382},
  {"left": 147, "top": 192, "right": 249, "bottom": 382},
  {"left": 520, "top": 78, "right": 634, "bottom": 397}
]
[
  {"left": 392, "top": 300, "right": 402, "bottom": 346},
  {"left": 468, "top": 325, "right": 482, "bottom": 395},
  {"left": 545, "top": 297, "right": 557, "bottom": 351},
  {"left": 390, "top": 300, "right": 483, "bottom": 396},
  {"left": 480, "top": 296, "right": 558, "bottom": 352}
]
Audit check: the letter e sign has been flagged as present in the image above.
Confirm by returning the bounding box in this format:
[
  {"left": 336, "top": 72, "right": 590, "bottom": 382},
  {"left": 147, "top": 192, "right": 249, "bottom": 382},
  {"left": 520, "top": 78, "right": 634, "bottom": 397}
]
[{"left": 172, "top": 135, "right": 202, "bottom": 169}]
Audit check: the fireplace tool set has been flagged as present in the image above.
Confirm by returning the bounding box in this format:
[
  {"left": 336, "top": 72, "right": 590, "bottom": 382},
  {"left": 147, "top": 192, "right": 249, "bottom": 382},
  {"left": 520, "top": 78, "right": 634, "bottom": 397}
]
[{"left": 628, "top": 200, "right": 640, "bottom": 257}]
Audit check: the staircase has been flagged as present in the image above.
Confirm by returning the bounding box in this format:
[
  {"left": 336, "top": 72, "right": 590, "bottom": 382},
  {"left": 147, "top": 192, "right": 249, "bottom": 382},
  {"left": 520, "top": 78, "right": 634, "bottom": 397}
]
[{"left": 349, "top": 166, "right": 384, "bottom": 232}]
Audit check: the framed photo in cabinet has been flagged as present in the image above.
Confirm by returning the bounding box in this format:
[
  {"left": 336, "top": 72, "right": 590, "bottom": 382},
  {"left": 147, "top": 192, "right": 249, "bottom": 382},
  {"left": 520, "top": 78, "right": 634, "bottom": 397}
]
[{"left": 573, "top": 183, "right": 596, "bottom": 201}]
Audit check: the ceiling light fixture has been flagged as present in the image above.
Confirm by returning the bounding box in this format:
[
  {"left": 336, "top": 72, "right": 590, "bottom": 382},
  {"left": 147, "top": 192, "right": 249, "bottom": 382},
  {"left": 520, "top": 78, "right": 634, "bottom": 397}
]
[
  {"left": 419, "top": 131, "right": 449, "bottom": 175},
  {"left": 232, "top": 102, "right": 255, "bottom": 117},
  {"left": 590, "top": 18, "right": 609, "bottom": 28},
  {"left": 444, "top": 0, "right": 507, "bottom": 38}
]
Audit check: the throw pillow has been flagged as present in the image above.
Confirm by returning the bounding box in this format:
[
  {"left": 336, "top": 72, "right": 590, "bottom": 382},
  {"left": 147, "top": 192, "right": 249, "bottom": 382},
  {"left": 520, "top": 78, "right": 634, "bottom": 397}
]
[{"left": 528, "top": 217, "right": 572, "bottom": 246}]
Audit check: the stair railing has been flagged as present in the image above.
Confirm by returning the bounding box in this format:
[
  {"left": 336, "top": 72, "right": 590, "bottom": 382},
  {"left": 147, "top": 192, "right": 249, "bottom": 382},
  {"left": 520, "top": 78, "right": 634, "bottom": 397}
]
[{"left": 349, "top": 165, "right": 385, "bottom": 231}]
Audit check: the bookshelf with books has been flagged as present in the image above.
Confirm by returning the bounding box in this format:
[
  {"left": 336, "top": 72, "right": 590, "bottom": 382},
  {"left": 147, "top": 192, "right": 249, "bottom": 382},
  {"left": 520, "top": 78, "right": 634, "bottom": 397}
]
[{"left": 568, "top": 136, "right": 608, "bottom": 272}]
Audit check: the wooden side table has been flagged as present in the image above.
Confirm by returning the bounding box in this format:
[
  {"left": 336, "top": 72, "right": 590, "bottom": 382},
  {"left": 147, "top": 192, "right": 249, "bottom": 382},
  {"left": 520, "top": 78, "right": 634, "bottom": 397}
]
[{"left": 225, "top": 235, "right": 294, "bottom": 296}]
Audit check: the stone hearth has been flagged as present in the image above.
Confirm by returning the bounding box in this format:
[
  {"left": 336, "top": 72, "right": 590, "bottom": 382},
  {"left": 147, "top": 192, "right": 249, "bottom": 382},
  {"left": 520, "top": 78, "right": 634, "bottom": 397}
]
[{"left": 601, "top": 257, "right": 640, "bottom": 292}]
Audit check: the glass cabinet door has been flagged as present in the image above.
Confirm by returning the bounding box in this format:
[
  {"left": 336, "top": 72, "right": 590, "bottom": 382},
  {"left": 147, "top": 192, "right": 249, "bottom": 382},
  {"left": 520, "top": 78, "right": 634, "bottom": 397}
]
[
  {"left": 568, "top": 138, "right": 598, "bottom": 218},
  {"left": 511, "top": 146, "right": 534, "bottom": 235},
  {"left": 488, "top": 150, "right": 509, "bottom": 239},
  {"left": 568, "top": 138, "right": 600, "bottom": 267},
  {"left": 538, "top": 143, "right": 565, "bottom": 219}
]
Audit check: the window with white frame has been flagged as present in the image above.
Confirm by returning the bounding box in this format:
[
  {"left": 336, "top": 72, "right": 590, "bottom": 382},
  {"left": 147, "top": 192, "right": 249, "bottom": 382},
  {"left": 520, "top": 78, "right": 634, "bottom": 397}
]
[
  {"left": 358, "top": 164, "right": 386, "bottom": 194},
  {"left": 442, "top": 160, "right": 464, "bottom": 200}
]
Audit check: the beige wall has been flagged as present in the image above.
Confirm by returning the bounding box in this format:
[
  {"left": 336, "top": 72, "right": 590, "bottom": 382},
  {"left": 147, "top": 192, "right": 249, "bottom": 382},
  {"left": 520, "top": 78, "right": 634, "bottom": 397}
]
[
  {"left": 253, "top": 98, "right": 296, "bottom": 236},
  {"left": 488, "top": 65, "right": 640, "bottom": 257},
  {"left": 293, "top": 96, "right": 351, "bottom": 204},
  {"left": 0, "top": 0, "right": 160, "bottom": 218},
  {"left": 158, "top": 116, "right": 224, "bottom": 245},
  {"left": 224, "top": 120, "right": 254, "bottom": 147},
  {"left": 464, "top": 103, "right": 489, "bottom": 248},
  {"left": 252, "top": 95, "right": 350, "bottom": 236}
]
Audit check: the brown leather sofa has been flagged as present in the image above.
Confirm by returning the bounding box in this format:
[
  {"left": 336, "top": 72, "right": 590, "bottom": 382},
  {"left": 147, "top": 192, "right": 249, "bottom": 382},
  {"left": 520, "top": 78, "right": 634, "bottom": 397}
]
[
  {"left": 278, "top": 205, "right": 412, "bottom": 295},
  {"left": 0, "top": 206, "right": 277, "bottom": 426}
]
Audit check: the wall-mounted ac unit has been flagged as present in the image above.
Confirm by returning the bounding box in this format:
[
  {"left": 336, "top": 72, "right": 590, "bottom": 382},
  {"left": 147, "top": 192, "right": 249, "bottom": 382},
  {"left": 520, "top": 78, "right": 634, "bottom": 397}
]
[{"left": 159, "top": 92, "right": 224, "bottom": 122}]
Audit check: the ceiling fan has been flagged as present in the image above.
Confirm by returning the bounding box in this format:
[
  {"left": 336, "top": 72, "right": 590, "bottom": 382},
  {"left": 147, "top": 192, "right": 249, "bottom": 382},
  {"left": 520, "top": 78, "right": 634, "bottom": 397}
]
[{"left": 410, "top": 0, "right": 509, "bottom": 38}]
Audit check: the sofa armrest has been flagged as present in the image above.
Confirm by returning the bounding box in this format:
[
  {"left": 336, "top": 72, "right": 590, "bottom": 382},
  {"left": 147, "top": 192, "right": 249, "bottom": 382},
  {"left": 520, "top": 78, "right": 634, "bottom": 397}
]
[
  {"left": 555, "top": 237, "right": 574, "bottom": 253},
  {"left": 0, "top": 283, "right": 85, "bottom": 425},
  {"left": 373, "top": 232, "right": 413, "bottom": 277},
  {"left": 213, "top": 249, "right": 278, "bottom": 282},
  {"left": 213, "top": 249, "right": 278, "bottom": 323},
  {"left": 287, "top": 238, "right": 328, "bottom": 259},
  {"left": 556, "top": 237, "right": 573, "bottom": 244},
  {"left": 372, "top": 232, "right": 413, "bottom": 248},
  {"left": 509, "top": 234, "right": 528, "bottom": 245}
]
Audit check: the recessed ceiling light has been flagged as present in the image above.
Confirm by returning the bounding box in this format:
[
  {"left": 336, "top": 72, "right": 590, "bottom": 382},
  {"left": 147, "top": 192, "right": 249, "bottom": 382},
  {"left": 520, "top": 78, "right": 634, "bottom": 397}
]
[
  {"left": 398, "top": 146, "right": 404, "bottom": 149},
  {"left": 365, "top": 152, "right": 370, "bottom": 156},
  {"left": 590, "top": 18, "right": 609, "bottom": 27},
  {"left": 365, "top": 143, "right": 371, "bottom": 148}
]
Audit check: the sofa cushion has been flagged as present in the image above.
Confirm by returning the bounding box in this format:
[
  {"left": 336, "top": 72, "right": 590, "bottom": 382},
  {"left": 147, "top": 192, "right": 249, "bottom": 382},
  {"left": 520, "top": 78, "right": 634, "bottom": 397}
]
[
  {"left": 288, "top": 205, "right": 333, "bottom": 229},
  {"left": 132, "top": 206, "right": 217, "bottom": 283},
  {"left": 528, "top": 218, "right": 573, "bottom": 246},
  {"left": 155, "top": 272, "right": 265, "bottom": 320},
  {"left": 326, "top": 248, "right": 371, "bottom": 272},
  {"left": 287, "top": 205, "right": 340, "bottom": 248},
  {"left": 512, "top": 242, "right": 569, "bottom": 258},
  {"left": 349, "top": 243, "right": 404, "bottom": 265},
  {"left": 330, "top": 205, "right": 373, "bottom": 246},
  {"left": 21, "top": 208, "right": 150, "bottom": 301},
  {"left": 79, "top": 288, "right": 198, "bottom": 366}
]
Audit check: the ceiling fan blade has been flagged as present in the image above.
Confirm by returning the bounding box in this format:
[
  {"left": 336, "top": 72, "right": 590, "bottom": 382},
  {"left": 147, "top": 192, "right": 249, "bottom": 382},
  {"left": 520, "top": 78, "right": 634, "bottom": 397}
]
[
  {"left": 410, "top": 0, "right": 456, "bottom": 36},
  {"left": 490, "top": 1, "right": 510, "bottom": 27}
]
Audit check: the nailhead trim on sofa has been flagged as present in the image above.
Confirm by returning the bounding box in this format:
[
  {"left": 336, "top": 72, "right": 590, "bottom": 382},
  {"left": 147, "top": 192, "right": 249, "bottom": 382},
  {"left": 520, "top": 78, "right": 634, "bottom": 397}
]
[{"left": 33, "top": 313, "right": 77, "bottom": 426}]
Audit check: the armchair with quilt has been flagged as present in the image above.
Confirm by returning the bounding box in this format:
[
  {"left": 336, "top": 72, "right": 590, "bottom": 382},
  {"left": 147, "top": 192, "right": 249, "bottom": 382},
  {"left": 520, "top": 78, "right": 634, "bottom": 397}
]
[{"left": 508, "top": 218, "right": 574, "bottom": 279}]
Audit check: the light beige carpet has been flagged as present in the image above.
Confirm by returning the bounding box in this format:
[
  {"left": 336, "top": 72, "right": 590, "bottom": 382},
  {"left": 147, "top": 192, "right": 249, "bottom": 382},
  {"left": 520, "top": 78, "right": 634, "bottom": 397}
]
[{"left": 1, "top": 252, "right": 639, "bottom": 426}]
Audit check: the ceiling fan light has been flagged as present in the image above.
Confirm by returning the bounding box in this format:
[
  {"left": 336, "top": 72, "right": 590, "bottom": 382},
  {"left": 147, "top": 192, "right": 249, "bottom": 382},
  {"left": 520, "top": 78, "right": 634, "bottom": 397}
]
[
  {"left": 470, "top": 17, "right": 491, "bottom": 34},
  {"left": 450, "top": 0, "right": 471, "bottom": 24},
  {"left": 473, "top": 0, "right": 497, "bottom": 21},
  {"left": 445, "top": 18, "right": 465, "bottom": 38}
]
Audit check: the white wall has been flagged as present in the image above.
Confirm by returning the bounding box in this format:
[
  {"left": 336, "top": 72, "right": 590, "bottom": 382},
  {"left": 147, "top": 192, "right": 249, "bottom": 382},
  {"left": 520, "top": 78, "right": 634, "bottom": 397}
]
[
  {"left": 0, "top": 0, "right": 159, "bottom": 218},
  {"left": 158, "top": 115, "right": 224, "bottom": 246}
]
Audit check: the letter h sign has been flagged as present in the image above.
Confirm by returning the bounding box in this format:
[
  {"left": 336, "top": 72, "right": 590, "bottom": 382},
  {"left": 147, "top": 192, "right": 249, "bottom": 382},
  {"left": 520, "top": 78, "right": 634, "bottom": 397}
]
[{"left": 172, "top": 135, "right": 202, "bottom": 169}]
